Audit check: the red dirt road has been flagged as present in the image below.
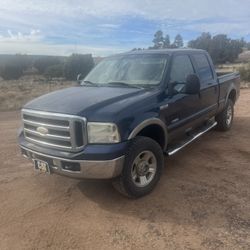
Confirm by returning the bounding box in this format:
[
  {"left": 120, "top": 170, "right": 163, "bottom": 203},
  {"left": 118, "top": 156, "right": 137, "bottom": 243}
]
[{"left": 0, "top": 90, "right": 249, "bottom": 249}]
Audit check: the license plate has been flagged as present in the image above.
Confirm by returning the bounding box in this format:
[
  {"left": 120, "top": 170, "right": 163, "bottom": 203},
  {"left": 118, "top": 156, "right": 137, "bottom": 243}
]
[{"left": 33, "top": 159, "right": 50, "bottom": 174}]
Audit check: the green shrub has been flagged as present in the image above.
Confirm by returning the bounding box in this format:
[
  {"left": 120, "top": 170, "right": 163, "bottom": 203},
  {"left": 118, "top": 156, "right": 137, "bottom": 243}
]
[
  {"left": 0, "top": 64, "right": 23, "bottom": 80},
  {"left": 238, "top": 64, "right": 250, "bottom": 81},
  {"left": 44, "top": 64, "right": 64, "bottom": 79},
  {"left": 0, "top": 54, "right": 31, "bottom": 80},
  {"left": 64, "top": 54, "right": 94, "bottom": 80},
  {"left": 188, "top": 33, "right": 244, "bottom": 64},
  {"left": 34, "top": 56, "right": 61, "bottom": 74}
]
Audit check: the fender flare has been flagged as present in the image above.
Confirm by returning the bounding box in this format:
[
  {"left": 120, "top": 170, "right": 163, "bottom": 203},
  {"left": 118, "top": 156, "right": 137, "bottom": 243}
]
[
  {"left": 128, "top": 118, "right": 168, "bottom": 150},
  {"left": 225, "top": 86, "right": 237, "bottom": 104}
]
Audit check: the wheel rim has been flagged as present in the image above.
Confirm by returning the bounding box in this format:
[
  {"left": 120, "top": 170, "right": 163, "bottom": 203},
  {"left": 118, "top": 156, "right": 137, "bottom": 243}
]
[
  {"left": 226, "top": 105, "right": 233, "bottom": 126},
  {"left": 131, "top": 150, "right": 157, "bottom": 187}
]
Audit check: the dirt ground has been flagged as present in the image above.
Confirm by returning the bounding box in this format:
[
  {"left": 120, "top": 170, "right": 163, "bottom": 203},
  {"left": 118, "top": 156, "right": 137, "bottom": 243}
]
[{"left": 0, "top": 90, "right": 249, "bottom": 250}]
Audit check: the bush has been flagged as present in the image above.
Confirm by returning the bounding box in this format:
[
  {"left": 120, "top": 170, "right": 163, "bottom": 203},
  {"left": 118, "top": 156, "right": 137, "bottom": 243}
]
[
  {"left": 64, "top": 54, "right": 94, "bottom": 80},
  {"left": 44, "top": 64, "right": 64, "bottom": 79},
  {"left": 238, "top": 64, "right": 250, "bottom": 82},
  {"left": 188, "top": 33, "right": 244, "bottom": 64},
  {"left": 0, "top": 54, "right": 31, "bottom": 80},
  {"left": 34, "top": 56, "right": 61, "bottom": 74},
  {"left": 0, "top": 64, "right": 23, "bottom": 80}
]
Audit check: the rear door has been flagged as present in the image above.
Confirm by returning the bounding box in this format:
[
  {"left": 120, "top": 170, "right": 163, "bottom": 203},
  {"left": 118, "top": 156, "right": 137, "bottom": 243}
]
[{"left": 190, "top": 53, "right": 218, "bottom": 117}]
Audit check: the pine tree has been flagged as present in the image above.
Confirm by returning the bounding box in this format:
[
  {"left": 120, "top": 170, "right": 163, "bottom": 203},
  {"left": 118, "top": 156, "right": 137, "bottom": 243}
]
[
  {"left": 163, "top": 35, "right": 171, "bottom": 48},
  {"left": 152, "top": 30, "right": 164, "bottom": 49},
  {"left": 173, "top": 34, "right": 184, "bottom": 48}
]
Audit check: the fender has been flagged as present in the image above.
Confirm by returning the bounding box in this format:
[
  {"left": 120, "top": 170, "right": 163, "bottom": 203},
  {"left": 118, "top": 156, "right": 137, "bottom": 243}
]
[
  {"left": 218, "top": 82, "right": 236, "bottom": 112},
  {"left": 225, "top": 85, "right": 237, "bottom": 104},
  {"left": 128, "top": 117, "right": 168, "bottom": 150}
]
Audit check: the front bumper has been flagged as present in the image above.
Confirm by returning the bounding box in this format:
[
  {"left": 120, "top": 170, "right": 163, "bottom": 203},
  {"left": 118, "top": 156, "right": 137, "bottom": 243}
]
[{"left": 20, "top": 146, "right": 124, "bottom": 179}]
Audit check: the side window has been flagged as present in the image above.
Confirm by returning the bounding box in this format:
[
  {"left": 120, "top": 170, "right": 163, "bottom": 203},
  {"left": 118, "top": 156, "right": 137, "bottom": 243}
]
[
  {"left": 170, "top": 55, "right": 194, "bottom": 83},
  {"left": 193, "top": 54, "right": 213, "bottom": 82}
]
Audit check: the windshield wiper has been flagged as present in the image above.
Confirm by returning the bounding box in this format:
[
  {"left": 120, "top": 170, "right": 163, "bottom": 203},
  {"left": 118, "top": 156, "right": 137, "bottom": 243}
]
[
  {"left": 82, "top": 80, "right": 98, "bottom": 86},
  {"left": 106, "top": 81, "right": 142, "bottom": 89}
]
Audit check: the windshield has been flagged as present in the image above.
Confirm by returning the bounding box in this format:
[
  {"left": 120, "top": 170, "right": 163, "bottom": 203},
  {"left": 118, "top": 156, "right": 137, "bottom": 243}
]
[{"left": 83, "top": 54, "right": 168, "bottom": 87}]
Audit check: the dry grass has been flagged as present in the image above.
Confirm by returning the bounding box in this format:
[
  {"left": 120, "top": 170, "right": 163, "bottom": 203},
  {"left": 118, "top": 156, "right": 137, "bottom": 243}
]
[
  {"left": 216, "top": 63, "right": 244, "bottom": 72},
  {"left": 216, "top": 62, "right": 250, "bottom": 88},
  {"left": 216, "top": 50, "right": 250, "bottom": 74},
  {"left": 237, "top": 50, "right": 250, "bottom": 63},
  {"left": 0, "top": 75, "right": 76, "bottom": 111}
]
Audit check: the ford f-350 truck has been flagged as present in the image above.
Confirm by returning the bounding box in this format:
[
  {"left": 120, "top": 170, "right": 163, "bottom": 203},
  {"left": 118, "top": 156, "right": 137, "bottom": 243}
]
[{"left": 19, "top": 49, "right": 240, "bottom": 198}]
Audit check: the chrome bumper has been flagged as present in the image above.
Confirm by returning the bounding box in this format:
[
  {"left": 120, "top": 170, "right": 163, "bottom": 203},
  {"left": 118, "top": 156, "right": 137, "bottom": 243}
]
[{"left": 20, "top": 146, "right": 124, "bottom": 179}]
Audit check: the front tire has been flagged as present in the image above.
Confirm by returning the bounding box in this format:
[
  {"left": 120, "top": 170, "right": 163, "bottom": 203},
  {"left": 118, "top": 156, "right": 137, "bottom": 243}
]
[
  {"left": 112, "top": 136, "right": 164, "bottom": 198},
  {"left": 215, "top": 99, "right": 234, "bottom": 131}
]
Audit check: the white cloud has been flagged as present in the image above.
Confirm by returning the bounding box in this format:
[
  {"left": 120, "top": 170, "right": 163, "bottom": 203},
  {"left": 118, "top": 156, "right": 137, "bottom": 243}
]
[
  {"left": 0, "top": 0, "right": 250, "bottom": 55},
  {"left": 1, "top": 0, "right": 249, "bottom": 38},
  {"left": 1, "top": 0, "right": 250, "bottom": 21},
  {"left": 0, "top": 29, "right": 41, "bottom": 42},
  {"left": 0, "top": 40, "right": 126, "bottom": 56},
  {"left": 0, "top": 27, "right": 132, "bottom": 56},
  {"left": 98, "top": 24, "right": 120, "bottom": 29},
  {"left": 186, "top": 22, "right": 250, "bottom": 37}
]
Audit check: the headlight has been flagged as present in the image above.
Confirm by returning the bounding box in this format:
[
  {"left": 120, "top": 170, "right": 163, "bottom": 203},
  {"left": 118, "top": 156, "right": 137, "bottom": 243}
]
[{"left": 87, "top": 122, "right": 120, "bottom": 143}]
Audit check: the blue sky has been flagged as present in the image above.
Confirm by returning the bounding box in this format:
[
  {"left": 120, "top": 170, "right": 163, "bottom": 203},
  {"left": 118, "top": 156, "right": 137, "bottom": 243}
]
[{"left": 0, "top": 0, "right": 250, "bottom": 56}]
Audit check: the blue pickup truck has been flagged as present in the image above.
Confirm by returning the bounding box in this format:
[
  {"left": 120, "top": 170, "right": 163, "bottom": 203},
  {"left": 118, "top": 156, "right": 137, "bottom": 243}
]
[{"left": 19, "top": 49, "right": 240, "bottom": 198}]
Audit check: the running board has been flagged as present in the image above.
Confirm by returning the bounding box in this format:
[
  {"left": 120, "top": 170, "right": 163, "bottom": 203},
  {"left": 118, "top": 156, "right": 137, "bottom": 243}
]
[{"left": 166, "top": 121, "right": 217, "bottom": 156}]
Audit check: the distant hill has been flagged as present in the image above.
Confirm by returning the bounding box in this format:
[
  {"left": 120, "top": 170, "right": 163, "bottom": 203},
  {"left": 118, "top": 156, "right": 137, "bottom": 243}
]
[
  {"left": 0, "top": 54, "right": 66, "bottom": 69},
  {"left": 0, "top": 54, "right": 101, "bottom": 80},
  {"left": 0, "top": 54, "right": 103, "bottom": 68}
]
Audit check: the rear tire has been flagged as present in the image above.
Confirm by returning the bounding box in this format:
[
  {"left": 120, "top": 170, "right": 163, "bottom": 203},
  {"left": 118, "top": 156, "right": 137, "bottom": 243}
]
[
  {"left": 215, "top": 99, "right": 234, "bottom": 131},
  {"left": 112, "top": 136, "right": 164, "bottom": 198}
]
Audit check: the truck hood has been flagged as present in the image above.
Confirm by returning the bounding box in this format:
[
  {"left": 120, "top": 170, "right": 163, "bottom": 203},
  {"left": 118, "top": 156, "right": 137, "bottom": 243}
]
[{"left": 24, "top": 86, "right": 147, "bottom": 116}]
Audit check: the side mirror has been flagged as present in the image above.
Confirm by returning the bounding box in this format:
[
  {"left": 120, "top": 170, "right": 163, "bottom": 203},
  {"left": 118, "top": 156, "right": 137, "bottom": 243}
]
[
  {"left": 185, "top": 74, "right": 200, "bottom": 95},
  {"left": 76, "top": 73, "right": 83, "bottom": 84}
]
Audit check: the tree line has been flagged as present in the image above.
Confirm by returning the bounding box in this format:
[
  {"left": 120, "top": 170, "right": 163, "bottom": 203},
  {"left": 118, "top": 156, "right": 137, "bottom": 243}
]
[
  {"left": 0, "top": 54, "right": 94, "bottom": 81},
  {"left": 188, "top": 32, "right": 245, "bottom": 64},
  {"left": 133, "top": 30, "right": 248, "bottom": 64},
  {"left": 150, "top": 30, "right": 184, "bottom": 49}
]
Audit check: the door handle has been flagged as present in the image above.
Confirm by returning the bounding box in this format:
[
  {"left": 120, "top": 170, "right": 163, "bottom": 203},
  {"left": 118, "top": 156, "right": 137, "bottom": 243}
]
[{"left": 160, "top": 104, "right": 169, "bottom": 110}]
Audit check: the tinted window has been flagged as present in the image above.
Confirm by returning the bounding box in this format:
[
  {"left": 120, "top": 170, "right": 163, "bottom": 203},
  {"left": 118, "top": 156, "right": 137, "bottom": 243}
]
[
  {"left": 170, "top": 55, "right": 194, "bottom": 83},
  {"left": 193, "top": 54, "right": 213, "bottom": 81}
]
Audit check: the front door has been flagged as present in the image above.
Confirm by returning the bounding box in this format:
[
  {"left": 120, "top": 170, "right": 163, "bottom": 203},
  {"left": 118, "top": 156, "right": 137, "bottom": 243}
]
[{"left": 160, "top": 54, "right": 202, "bottom": 140}]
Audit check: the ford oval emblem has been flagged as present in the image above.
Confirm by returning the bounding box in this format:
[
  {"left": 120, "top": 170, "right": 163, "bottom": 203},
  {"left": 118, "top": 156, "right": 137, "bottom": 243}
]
[{"left": 36, "top": 126, "right": 48, "bottom": 135}]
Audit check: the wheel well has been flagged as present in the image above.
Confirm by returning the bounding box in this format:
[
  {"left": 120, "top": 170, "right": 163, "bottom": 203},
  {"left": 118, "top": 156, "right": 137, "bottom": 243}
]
[
  {"left": 136, "top": 124, "right": 166, "bottom": 149},
  {"left": 228, "top": 89, "right": 236, "bottom": 104}
]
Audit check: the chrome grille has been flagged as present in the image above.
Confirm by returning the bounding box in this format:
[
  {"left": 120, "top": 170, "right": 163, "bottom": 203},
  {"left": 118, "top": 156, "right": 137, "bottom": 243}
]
[{"left": 22, "top": 109, "right": 87, "bottom": 152}]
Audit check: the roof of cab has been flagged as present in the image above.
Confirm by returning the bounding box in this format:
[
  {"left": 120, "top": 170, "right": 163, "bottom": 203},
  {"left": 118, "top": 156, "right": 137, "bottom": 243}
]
[{"left": 111, "top": 48, "right": 206, "bottom": 57}]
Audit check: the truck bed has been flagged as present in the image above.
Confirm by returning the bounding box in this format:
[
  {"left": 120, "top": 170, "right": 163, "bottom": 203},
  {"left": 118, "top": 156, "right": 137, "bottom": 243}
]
[{"left": 216, "top": 71, "right": 240, "bottom": 84}]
